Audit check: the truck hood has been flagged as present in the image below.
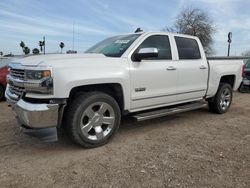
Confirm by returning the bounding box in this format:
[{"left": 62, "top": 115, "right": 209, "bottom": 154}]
[{"left": 12, "top": 53, "right": 108, "bottom": 67}]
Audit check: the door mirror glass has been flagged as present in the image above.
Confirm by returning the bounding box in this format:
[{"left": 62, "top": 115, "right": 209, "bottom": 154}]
[{"left": 134, "top": 48, "right": 158, "bottom": 61}]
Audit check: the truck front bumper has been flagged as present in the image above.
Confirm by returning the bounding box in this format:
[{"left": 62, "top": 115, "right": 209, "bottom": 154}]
[
  {"left": 13, "top": 99, "right": 59, "bottom": 129},
  {"left": 5, "top": 89, "right": 66, "bottom": 141},
  {"left": 5, "top": 88, "right": 61, "bottom": 129}
]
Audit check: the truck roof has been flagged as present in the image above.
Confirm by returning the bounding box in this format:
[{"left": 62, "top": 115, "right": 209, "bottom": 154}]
[{"left": 125, "top": 31, "right": 199, "bottom": 40}]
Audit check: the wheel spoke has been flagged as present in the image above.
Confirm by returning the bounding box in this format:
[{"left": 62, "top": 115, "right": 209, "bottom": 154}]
[
  {"left": 220, "top": 101, "right": 223, "bottom": 106},
  {"left": 98, "top": 103, "right": 109, "bottom": 114},
  {"left": 225, "top": 95, "right": 231, "bottom": 100},
  {"left": 102, "top": 116, "right": 115, "bottom": 125},
  {"left": 81, "top": 122, "right": 93, "bottom": 133},
  {"left": 85, "top": 107, "right": 95, "bottom": 118},
  {"left": 94, "top": 126, "right": 104, "bottom": 139}
]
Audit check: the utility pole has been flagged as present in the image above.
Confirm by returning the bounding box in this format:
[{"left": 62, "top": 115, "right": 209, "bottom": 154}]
[
  {"left": 227, "top": 32, "right": 232, "bottom": 57},
  {"left": 43, "top": 36, "right": 46, "bottom": 55},
  {"left": 72, "top": 22, "right": 75, "bottom": 51}
]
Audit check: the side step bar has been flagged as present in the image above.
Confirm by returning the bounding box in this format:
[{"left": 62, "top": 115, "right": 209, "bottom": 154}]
[{"left": 133, "top": 101, "right": 207, "bottom": 121}]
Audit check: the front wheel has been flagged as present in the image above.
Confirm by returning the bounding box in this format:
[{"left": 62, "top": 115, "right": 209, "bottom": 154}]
[
  {"left": 66, "top": 92, "right": 121, "bottom": 148},
  {"left": 208, "top": 83, "right": 233, "bottom": 114},
  {"left": 0, "top": 85, "right": 4, "bottom": 101}
]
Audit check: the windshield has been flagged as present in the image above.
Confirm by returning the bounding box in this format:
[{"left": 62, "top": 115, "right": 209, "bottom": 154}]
[{"left": 85, "top": 34, "right": 141, "bottom": 57}]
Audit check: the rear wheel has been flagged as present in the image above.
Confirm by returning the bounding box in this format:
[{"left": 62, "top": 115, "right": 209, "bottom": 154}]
[
  {"left": 208, "top": 83, "right": 232, "bottom": 114},
  {"left": 0, "top": 85, "right": 4, "bottom": 101},
  {"left": 66, "top": 92, "right": 121, "bottom": 148}
]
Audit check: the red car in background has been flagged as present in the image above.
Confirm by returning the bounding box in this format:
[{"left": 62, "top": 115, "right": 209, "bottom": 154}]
[{"left": 0, "top": 61, "right": 9, "bottom": 101}]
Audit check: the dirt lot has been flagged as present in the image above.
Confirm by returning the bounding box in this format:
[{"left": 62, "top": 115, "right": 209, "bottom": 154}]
[{"left": 0, "top": 93, "right": 249, "bottom": 188}]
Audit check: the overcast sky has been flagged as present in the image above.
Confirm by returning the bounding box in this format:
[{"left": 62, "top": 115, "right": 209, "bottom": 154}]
[{"left": 0, "top": 0, "right": 249, "bottom": 55}]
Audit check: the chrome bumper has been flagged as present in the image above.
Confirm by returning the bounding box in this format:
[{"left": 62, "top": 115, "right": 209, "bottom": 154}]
[
  {"left": 14, "top": 99, "right": 59, "bottom": 129},
  {"left": 5, "top": 89, "right": 59, "bottom": 129}
]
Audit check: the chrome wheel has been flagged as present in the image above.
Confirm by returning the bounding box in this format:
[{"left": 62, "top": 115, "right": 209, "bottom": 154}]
[
  {"left": 219, "top": 87, "right": 231, "bottom": 111},
  {"left": 80, "top": 102, "right": 115, "bottom": 141}
]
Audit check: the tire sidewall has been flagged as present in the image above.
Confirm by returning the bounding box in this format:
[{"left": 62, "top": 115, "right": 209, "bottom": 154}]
[{"left": 0, "top": 86, "right": 4, "bottom": 101}]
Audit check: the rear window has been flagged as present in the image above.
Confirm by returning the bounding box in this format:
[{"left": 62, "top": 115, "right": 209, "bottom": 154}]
[{"left": 175, "top": 37, "right": 201, "bottom": 60}]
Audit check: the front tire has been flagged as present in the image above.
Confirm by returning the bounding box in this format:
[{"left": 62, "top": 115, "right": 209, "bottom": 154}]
[
  {"left": 208, "top": 83, "right": 233, "bottom": 114},
  {"left": 0, "top": 85, "right": 4, "bottom": 101},
  {"left": 66, "top": 92, "right": 121, "bottom": 148}
]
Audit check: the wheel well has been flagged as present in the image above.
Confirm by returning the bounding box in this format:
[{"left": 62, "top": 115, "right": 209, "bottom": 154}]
[
  {"left": 220, "top": 75, "right": 235, "bottom": 88},
  {"left": 68, "top": 83, "right": 124, "bottom": 111}
]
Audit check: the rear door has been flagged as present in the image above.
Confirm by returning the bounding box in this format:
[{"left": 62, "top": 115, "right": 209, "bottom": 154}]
[{"left": 174, "top": 36, "right": 208, "bottom": 101}]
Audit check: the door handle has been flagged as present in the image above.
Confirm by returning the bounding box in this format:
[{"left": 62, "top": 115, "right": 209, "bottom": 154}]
[
  {"left": 200, "top": 65, "right": 207, "bottom": 70},
  {"left": 167, "top": 66, "right": 176, "bottom": 71}
]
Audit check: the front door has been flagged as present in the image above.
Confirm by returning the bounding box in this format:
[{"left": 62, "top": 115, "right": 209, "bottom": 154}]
[{"left": 129, "top": 34, "right": 178, "bottom": 110}]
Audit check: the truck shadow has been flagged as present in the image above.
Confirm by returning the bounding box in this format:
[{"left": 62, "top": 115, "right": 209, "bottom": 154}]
[{"left": 5, "top": 108, "right": 209, "bottom": 152}]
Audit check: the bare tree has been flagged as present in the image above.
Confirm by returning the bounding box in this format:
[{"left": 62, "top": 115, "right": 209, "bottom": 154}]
[
  {"left": 165, "top": 8, "right": 215, "bottom": 55},
  {"left": 242, "top": 50, "right": 250, "bottom": 56}
]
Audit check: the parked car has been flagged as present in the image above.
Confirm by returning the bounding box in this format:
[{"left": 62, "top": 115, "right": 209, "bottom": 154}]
[
  {"left": 5, "top": 32, "right": 244, "bottom": 148},
  {"left": 0, "top": 59, "right": 9, "bottom": 101},
  {"left": 239, "top": 59, "right": 250, "bottom": 92}
]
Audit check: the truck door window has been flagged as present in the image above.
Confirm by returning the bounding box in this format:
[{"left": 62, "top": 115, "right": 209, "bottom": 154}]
[
  {"left": 175, "top": 37, "right": 201, "bottom": 60},
  {"left": 136, "top": 35, "right": 172, "bottom": 60}
]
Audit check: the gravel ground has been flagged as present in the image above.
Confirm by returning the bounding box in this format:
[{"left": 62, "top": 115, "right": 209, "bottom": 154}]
[{"left": 0, "top": 92, "right": 249, "bottom": 188}]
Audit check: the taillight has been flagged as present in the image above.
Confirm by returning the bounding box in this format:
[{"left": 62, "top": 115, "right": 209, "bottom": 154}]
[{"left": 242, "top": 64, "right": 245, "bottom": 78}]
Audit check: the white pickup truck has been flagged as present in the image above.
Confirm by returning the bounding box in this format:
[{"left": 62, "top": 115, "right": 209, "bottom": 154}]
[{"left": 5, "top": 32, "right": 244, "bottom": 148}]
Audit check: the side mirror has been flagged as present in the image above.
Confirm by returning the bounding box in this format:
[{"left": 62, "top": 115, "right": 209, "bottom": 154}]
[{"left": 133, "top": 48, "right": 158, "bottom": 61}]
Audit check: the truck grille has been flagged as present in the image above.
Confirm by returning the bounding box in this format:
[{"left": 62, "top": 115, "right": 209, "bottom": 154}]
[
  {"left": 9, "top": 68, "right": 25, "bottom": 98},
  {"left": 10, "top": 68, "right": 25, "bottom": 80}
]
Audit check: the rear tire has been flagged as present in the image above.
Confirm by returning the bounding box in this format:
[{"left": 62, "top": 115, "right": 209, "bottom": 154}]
[
  {"left": 0, "top": 85, "right": 4, "bottom": 101},
  {"left": 208, "top": 83, "right": 232, "bottom": 114},
  {"left": 66, "top": 92, "right": 121, "bottom": 148}
]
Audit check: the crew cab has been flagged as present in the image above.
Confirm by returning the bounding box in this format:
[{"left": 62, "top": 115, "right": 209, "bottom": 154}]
[{"left": 5, "top": 32, "right": 244, "bottom": 148}]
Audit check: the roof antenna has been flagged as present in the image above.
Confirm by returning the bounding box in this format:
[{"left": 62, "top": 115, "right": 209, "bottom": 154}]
[
  {"left": 134, "top": 27, "right": 143, "bottom": 33},
  {"left": 72, "top": 21, "right": 75, "bottom": 51}
]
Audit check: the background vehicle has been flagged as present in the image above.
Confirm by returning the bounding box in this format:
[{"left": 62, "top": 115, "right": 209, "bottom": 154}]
[
  {"left": 239, "top": 59, "right": 250, "bottom": 92},
  {"left": 244, "top": 59, "right": 250, "bottom": 80},
  {"left": 0, "top": 58, "right": 10, "bottom": 101},
  {"left": 5, "top": 32, "right": 244, "bottom": 148}
]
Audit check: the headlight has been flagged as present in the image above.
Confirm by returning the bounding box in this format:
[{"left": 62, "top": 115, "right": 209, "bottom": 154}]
[
  {"left": 25, "top": 70, "right": 51, "bottom": 80},
  {"left": 24, "top": 69, "right": 53, "bottom": 94}
]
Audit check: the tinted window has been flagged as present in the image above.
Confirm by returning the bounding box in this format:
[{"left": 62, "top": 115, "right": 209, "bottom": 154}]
[
  {"left": 175, "top": 37, "right": 201, "bottom": 60},
  {"left": 136, "top": 35, "right": 172, "bottom": 60},
  {"left": 85, "top": 34, "right": 141, "bottom": 57}
]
